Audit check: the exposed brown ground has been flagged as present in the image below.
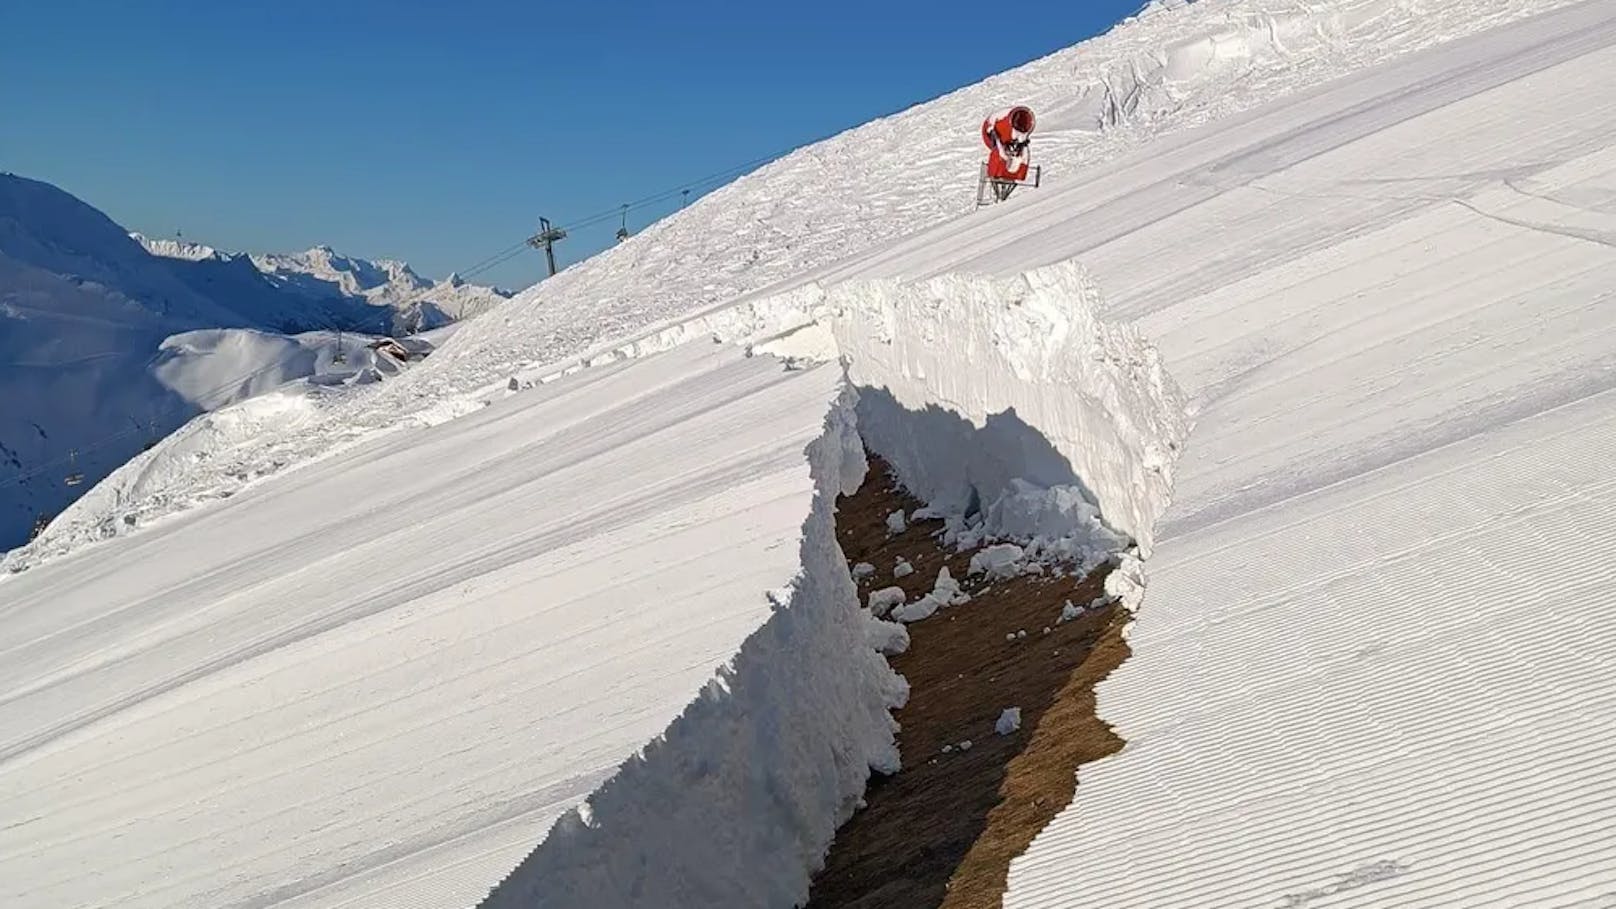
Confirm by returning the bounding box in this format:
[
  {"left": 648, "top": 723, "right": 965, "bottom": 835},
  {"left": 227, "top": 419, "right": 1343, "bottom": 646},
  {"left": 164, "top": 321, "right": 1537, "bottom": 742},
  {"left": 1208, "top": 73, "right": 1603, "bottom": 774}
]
[{"left": 805, "top": 458, "right": 1130, "bottom": 909}]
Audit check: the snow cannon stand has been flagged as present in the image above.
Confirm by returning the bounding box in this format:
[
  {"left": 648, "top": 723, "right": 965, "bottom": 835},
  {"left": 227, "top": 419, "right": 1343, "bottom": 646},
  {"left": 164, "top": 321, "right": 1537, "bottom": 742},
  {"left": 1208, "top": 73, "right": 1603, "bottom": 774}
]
[{"left": 976, "top": 162, "right": 1042, "bottom": 207}]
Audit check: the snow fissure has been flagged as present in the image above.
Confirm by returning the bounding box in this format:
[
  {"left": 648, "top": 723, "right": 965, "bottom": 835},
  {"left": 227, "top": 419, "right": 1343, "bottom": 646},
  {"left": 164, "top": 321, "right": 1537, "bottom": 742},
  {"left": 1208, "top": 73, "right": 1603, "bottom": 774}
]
[{"left": 476, "top": 264, "right": 1188, "bottom": 907}]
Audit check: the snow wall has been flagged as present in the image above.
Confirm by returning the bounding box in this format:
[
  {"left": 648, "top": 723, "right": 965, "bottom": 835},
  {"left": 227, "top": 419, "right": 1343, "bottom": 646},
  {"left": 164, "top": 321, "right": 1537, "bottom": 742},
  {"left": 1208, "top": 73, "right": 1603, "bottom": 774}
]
[
  {"left": 479, "top": 390, "right": 910, "bottom": 908},
  {"left": 823, "top": 264, "right": 1186, "bottom": 558},
  {"left": 478, "top": 261, "right": 1188, "bottom": 908}
]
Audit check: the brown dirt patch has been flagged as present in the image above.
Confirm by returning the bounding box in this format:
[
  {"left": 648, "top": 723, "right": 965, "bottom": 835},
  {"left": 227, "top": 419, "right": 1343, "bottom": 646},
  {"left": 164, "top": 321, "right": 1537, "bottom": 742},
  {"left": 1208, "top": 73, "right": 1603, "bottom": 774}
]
[{"left": 804, "top": 457, "right": 1130, "bottom": 909}]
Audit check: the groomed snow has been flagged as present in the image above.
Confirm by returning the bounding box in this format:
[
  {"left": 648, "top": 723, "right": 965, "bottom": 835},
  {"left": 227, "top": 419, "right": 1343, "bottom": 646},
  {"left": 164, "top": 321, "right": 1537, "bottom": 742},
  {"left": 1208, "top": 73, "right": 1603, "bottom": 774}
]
[
  {"left": 5, "top": 0, "right": 1613, "bottom": 907},
  {"left": 479, "top": 387, "right": 907, "bottom": 909},
  {"left": 853, "top": 3, "right": 1616, "bottom": 906},
  {"left": 0, "top": 342, "right": 851, "bottom": 909},
  {"left": 11, "top": 0, "right": 1576, "bottom": 571}
]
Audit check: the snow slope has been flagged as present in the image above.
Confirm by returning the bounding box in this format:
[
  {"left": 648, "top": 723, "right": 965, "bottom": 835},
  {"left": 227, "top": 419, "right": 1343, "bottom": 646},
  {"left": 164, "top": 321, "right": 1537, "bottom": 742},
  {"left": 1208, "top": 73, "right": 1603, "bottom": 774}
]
[
  {"left": 0, "top": 342, "right": 858, "bottom": 909},
  {"left": 10, "top": 0, "right": 1574, "bottom": 571},
  {"left": 6, "top": 1, "right": 1614, "bottom": 908},
  {"left": 760, "top": 1, "right": 1615, "bottom": 905},
  {"left": 487, "top": 2, "right": 1616, "bottom": 904},
  {"left": 989, "top": 5, "right": 1616, "bottom": 905},
  {"left": 0, "top": 176, "right": 496, "bottom": 550}
]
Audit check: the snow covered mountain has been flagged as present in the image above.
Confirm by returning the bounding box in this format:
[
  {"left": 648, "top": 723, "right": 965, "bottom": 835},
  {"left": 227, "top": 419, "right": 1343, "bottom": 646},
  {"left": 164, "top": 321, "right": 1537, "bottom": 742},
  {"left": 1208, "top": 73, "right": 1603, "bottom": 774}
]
[
  {"left": 0, "top": 175, "right": 489, "bottom": 549},
  {"left": 252, "top": 245, "right": 508, "bottom": 331},
  {"left": 7, "top": 1, "right": 1616, "bottom": 908},
  {"left": 136, "top": 235, "right": 511, "bottom": 333},
  {"left": 129, "top": 233, "right": 219, "bottom": 261}
]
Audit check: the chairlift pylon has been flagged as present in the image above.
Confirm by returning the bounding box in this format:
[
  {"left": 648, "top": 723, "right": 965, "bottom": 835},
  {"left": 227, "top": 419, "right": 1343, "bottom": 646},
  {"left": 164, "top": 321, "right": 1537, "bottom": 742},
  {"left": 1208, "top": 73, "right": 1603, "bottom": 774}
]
[
  {"left": 64, "top": 449, "right": 84, "bottom": 487},
  {"left": 615, "top": 204, "right": 630, "bottom": 242}
]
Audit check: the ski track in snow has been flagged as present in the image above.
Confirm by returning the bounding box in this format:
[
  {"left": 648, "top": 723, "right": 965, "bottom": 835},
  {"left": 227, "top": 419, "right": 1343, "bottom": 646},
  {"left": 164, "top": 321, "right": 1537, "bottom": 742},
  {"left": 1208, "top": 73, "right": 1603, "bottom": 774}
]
[{"left": 6, "top": 0, "right": 1616, "bottom": 907}]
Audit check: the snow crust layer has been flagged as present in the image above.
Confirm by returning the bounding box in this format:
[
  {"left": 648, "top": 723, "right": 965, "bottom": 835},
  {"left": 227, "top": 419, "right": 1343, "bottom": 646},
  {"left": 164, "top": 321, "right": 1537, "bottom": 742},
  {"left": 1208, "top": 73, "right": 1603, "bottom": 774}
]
[{"left": 478, "top": 387, "right": 906, "bottom": 909}]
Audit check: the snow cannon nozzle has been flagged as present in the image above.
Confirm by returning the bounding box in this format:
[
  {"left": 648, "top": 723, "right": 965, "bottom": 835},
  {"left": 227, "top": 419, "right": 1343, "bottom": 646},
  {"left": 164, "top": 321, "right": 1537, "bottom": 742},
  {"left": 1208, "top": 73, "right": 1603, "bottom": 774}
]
[{"left": 1010, "top": 106, "right": 1035, "bottom": 134}]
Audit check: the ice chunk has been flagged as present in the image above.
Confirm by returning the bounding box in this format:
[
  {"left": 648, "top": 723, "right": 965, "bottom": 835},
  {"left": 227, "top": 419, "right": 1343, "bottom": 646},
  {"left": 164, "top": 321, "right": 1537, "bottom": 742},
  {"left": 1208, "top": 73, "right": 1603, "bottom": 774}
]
[
  {"left": 851, "top": 562, "right": 877, "bottom": 581},
  {"left": 886, "top": 510, "right": 908, "bottom": 534},
  {"left": 893, "top": 558, "right": 914, "bottom": 578},
  {"left": 1059, "top": 600, "right": 1084, "bottom": 624},
  {"left": 996, "top": 708, "right": 1022, "bottom": 736},
  {"left": 867, "top": 586, "right": 906, "bottom": 618},
  {"left": 969, "top": 543, "right": 1025, "bottom": 579}
]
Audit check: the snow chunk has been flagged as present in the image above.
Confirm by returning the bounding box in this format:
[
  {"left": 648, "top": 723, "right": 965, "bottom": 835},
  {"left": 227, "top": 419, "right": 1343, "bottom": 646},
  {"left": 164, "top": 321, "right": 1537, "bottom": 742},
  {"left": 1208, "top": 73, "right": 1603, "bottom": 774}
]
[
  {"left": 886, "top": 510, "right": 908, "bottom": 534},
  {"left": 867, "top": 586, "right": 906, "bottom": 618},
  {"left": 893, "top": 596, "right": 943, "bottom": 624},
  {"left": 996, "top": 708, "right": 1022, "bottom": 736},
  {"left": 851, "top": 562, "right": 877, "bottom": 582},
  {"left": 1105, "top": 549, "right": 1147, "bottom": 612},
  {"left": 865, "top": 612, "right": 911, "bottom": 656},
  {"left": 969, "top": 543, "right": 1026, "bottom": 579},
  {"left": 891, "top": 567, "right": 970, "bottom": 623},
  {"left": 893, "top": 558, "right": 914, "bottom": 578}
]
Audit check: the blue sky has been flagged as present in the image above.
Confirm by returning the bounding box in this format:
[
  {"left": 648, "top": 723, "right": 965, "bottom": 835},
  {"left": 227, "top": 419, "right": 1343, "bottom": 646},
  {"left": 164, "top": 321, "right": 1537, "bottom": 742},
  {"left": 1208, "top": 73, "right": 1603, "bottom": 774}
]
[{"left": 2, "top": 1, "right": 1141, "bottom": 289}]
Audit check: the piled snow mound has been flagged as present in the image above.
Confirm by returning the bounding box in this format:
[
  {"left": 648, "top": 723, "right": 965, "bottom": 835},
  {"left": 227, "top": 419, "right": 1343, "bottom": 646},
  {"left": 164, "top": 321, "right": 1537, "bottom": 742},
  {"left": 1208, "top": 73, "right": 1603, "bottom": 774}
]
[
  {"left": 479, "top": 389, "right": 907, "bottom": 909},
  {"left": 154, "top": 328, "right": 403, "bottom": 411}
]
